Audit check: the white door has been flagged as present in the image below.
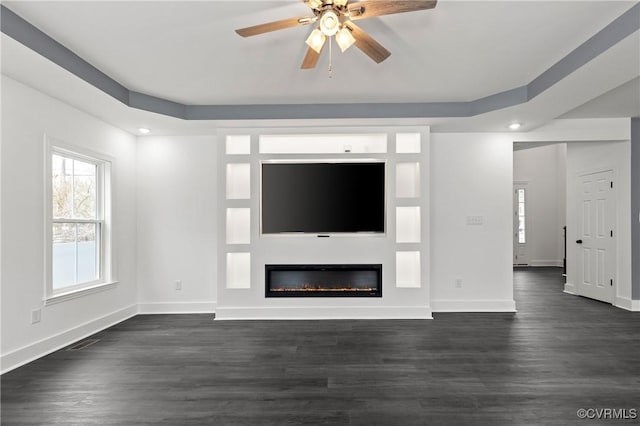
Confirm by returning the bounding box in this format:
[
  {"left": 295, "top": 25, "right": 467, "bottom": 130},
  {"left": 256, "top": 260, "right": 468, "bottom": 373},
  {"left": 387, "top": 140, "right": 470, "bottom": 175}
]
[
  {"left": 576, "top": 170, "right": 615, "bottom": 304},
  {"left": 513, "top": 184, "right": 529, "bottom": 266}
]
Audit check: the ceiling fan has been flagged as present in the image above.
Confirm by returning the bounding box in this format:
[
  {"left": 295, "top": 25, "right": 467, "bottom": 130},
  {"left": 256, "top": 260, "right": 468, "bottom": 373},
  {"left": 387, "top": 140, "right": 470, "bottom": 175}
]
[{"left": 235, "top": 0, "right": 437, "bottom": 70}]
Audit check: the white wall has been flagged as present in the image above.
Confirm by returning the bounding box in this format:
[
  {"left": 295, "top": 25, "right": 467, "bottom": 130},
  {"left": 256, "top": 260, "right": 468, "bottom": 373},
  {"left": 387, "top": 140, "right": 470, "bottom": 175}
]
[
  {"left": 1, "top": 76, "right": 138, "bottom": 373},
  {"left": 556, "top": 144, "right": 568, "bottom": 266},
  {"left": 513, "top": 144, "right": 567, "bottom": 266},
  {"left": 566, "top": 140, "right": 632, "bottom": 308},
  {"left": 632, "top": 118, "right": 640, "bottom": 303},
  {"left": 136, "top": 136, "right": 217, "bottom": 313},
  {"left": 430, "top": 133, "right": 515, "bottom": 312}
]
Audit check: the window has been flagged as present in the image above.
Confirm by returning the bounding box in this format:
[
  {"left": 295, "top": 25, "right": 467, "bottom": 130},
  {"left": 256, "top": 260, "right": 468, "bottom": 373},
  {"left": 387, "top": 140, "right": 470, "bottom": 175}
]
[
  {"left": 518, "top": 188, "right": 526, "bottom": 244},
  {"left": 46, "top": 140, "right": 112, "bottom": 299}
]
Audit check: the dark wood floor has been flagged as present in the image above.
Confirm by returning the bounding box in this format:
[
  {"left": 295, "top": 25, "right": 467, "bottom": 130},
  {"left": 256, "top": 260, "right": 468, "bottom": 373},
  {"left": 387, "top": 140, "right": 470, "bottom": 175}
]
[{"left": 2, "top": 268, "right": 639, "bottom": 425}]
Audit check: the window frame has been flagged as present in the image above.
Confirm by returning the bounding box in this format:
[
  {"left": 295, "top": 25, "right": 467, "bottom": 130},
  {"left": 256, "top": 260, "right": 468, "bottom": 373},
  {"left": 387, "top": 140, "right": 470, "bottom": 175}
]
[{"left": 45, "top": 137, "right": 115, "bottom": 304}]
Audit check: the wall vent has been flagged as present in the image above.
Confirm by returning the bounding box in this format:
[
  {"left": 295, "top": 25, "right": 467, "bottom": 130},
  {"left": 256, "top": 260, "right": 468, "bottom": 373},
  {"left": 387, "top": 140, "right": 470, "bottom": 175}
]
[{"left": 66, "top": 339, "right": 99, "bottom": 351}]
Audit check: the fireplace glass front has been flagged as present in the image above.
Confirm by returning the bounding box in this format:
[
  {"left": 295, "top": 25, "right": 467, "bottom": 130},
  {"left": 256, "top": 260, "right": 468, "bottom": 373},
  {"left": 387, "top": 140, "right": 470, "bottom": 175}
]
[{"left": 265, "top": 264, "right": 382, "bottom": 298}]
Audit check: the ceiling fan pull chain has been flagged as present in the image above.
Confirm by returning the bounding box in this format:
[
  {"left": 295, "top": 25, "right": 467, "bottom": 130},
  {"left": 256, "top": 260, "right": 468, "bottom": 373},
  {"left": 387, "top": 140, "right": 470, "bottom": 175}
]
[{"left": 328, "top": 37, "right": 333, "bottom": 78}]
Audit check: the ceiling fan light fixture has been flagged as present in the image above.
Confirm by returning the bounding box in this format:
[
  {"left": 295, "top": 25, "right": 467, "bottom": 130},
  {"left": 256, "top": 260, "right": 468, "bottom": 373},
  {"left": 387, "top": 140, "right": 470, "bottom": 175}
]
[
  {"left": 334, "top": 0, "right": 349, "bottom": 7},
  {"left": 306, "top": 28, "right": 327, "bottom": 53},
  {"left": 336, "top": 26, "right": 356, "bottom": 52},
  {"left": 320, "top": 10, "right": 340, "bottom": 36},
  {"left": 306, "top": 0, "right": 323, "bottom": 9}
]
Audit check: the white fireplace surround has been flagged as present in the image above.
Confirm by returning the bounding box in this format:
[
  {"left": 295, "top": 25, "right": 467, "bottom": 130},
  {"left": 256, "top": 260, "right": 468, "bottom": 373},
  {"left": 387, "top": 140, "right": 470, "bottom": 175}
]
[{"left": 216, "top": 126, "right": 430, "bottom": 320}]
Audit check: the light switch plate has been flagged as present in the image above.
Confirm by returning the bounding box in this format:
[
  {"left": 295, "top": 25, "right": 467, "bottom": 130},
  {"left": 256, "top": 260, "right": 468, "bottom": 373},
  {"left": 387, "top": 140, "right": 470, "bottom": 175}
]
[{"left": 466, "top": 216, "right": 483, "bottom": 226}]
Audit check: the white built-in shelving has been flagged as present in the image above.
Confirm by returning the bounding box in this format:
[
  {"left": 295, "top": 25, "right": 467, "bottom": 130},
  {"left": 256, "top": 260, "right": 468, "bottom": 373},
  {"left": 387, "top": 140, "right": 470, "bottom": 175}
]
[{"left": 217, "top": 127, "right": 429, "bottom": 318}]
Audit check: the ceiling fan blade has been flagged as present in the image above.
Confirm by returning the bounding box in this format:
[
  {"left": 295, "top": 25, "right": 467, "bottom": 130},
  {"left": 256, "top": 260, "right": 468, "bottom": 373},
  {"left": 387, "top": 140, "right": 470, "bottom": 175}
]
[
  {"left": 348, "top": 0, "right": 437, "bottom": 21},
  {"left": 235, "top": 15, "right": 316, "bottom": 37},
  {"left": 301, "top": 45, "right": 325, "bottom": 69},
  {"left": 344, "top": 21, "right": 391, "bottom": 63}
]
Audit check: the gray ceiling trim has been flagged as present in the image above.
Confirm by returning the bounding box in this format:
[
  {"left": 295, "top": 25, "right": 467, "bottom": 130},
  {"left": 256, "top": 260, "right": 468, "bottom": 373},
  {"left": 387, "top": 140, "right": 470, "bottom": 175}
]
[
  {"left": 469, "top": 86, "right": 528, "bottom": 117},
  {"left": 1, "top": 3, "right": 639, "bottom": 121},
  {"left": 185, "top": 101, "right": 470, "bottom": 120},
  {"left": 129, "top": 91, "right": 186, "bottom": 119}
]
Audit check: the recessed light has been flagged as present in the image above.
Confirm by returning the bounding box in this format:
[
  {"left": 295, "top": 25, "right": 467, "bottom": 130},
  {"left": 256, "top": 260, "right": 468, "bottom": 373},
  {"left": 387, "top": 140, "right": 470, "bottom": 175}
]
[
  {"left": 508, "top": 123, "right": 522, "bottom": 130},
  {"left": 138, "top": 128, "right": 151, "bottom": 134}
]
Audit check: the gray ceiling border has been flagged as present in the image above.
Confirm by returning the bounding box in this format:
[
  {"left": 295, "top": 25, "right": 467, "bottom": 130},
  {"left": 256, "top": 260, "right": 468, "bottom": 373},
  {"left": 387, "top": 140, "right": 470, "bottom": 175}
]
[{"left": 1, "top": 3, "right": 638, "bottom": 121}]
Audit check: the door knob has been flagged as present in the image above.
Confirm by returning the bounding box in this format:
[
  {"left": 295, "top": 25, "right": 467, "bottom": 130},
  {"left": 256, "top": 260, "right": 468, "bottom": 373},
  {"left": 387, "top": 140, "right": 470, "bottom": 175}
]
[{"left": 576, "top": 239, "right": 583, "bottom": 244}]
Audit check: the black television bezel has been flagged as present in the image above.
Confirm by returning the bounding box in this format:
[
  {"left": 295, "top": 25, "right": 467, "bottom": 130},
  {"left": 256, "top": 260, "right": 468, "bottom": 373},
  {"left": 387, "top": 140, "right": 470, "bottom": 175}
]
[{"left": 259, "top": 159, "right": 387, "bottom": 236}]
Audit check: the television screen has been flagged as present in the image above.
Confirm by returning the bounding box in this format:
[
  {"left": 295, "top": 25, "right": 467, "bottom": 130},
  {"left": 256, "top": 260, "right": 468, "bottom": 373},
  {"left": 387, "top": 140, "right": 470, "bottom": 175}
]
[{"left": 261, "top": 161, "right": 385, "bottom": 234}]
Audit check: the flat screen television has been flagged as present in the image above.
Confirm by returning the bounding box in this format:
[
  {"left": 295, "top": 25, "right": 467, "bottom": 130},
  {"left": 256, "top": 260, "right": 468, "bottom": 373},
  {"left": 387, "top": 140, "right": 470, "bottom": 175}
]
[{"left": 261, "top": 161, "right": 385, "bottom": 234}]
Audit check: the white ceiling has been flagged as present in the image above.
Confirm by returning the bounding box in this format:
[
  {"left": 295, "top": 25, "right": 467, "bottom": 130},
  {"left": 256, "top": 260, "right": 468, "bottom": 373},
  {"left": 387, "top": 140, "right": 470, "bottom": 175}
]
[
  {"left": 561, "top": 76, "right": 640, "bottom": 119},
  {"left": 1, "top": 0, "right": 639, "bottom": 134}
]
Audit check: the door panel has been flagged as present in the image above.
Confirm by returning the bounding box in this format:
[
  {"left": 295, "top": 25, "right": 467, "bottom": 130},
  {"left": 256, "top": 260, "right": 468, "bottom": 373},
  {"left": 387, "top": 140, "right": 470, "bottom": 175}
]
[
  {"left": 582, "top": 248, "right": 591, "bottom": 284},
  {"left": 576, "top": 170, "right": 614, "bottom": 304},
  {"left": 582, "top": 200, "right": 591, "bottom": 237},
  {"left": 597, "top": 249, "right": 606, "bottom": 288}
]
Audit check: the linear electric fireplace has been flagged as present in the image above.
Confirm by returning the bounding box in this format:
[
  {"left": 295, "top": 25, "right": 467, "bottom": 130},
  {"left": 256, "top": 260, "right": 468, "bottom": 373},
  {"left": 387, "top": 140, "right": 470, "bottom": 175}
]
[{"left": 265, "top": 264, "right": 382, "bottom": 298}]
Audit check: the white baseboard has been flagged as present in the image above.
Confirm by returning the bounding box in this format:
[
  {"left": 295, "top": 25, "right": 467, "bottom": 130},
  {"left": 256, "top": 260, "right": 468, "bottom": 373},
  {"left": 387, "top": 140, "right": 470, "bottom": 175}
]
[
  {"left": 564, "top": 288, "right": 638, "bottom": 311},
  {"left": 1, "top": 304, "right": 137, "bottom": 375},
  {"left": 530, "top": 260, "right": 563, "bottom": 267},
  {"left": 215, "top": 306, "right": 432, "bottom": 320},
  {"left": 614, "top": 296, "right": 640, "bottom": 311},
  {"left": 431, "top": 299, "right": 517, "bottom": 313},
  {"left": 137, "top": 301, "right": 216, "bottom": 314}
]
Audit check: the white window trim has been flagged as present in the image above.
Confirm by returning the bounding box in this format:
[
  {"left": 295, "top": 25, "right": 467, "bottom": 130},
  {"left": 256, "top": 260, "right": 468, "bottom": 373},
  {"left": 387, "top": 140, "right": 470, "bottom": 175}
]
[
  {"left": 44, "top": 136, "right": 117, "bottom": 303},
  {"left": 44, "top": 281, "right": 118, "bottom": 306}
]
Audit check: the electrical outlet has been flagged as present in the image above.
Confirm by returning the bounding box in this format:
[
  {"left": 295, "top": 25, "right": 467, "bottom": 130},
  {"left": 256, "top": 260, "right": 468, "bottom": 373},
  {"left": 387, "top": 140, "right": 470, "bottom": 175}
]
[
  {"left": 175, "top": 280, "right": 182, "bottom": 291},
  {"left": 31, "top": 309, "right": 42, "bottom": 324},
  {"left": 455, "top": 279, "right": 463, "bottom": 289}
]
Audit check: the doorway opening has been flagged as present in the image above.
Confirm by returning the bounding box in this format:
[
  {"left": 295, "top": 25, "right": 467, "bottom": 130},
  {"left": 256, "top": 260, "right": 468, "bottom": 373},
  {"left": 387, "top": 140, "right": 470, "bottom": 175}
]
[{"left": 513, "top": 141, "right": 623, "bottom": 307}]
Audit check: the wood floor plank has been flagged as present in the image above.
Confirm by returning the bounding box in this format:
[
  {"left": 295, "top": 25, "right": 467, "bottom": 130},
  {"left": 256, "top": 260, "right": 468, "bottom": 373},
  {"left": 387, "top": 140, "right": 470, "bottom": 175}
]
[{"left": 2, "top": 268, "right": 639, "bottom": 425}]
